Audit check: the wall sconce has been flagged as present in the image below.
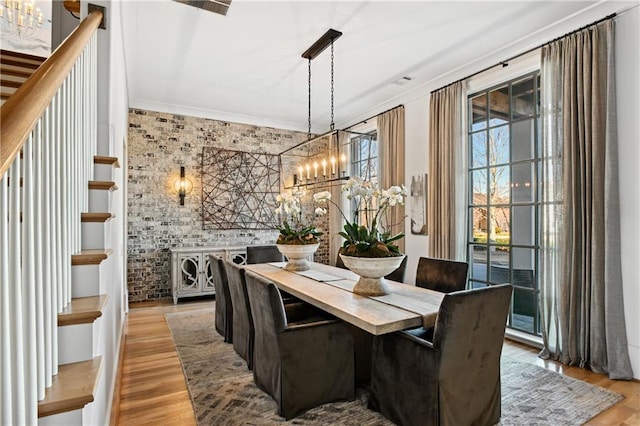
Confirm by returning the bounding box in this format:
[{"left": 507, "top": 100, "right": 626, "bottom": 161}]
[{"left": 174, "top": 166, "right": 193, "bottom": 205}]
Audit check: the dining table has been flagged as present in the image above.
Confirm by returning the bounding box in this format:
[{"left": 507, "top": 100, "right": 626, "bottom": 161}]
[{"left": 244, "top": 261, "right": 445, "bottom": 335}]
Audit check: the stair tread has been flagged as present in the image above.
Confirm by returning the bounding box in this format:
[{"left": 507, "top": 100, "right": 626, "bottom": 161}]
[
  {"left": 0, "top": 66, "right": 33, "bottom": 78},
  {"left": 72, "top": 249, "right": 113, "bottom": 265},
  {"left": 88, "top": 180, "right": 118, "bottom": 191},
  {"left": 1, "top": 78, "right": 23, "bottom": 88},
  {"left": 93, "top": 155, "right": 121, "bottom": 168},
  {"left": 38, "top": 356, "right": 102, "bottom": 418},
  {"left": 58, "top": 295, "right": 108, "bottom": 326},
  {"left": 81, "top": 212, "right": 115, "bottom": 222},
  {"left": 1, "top": 49, "right": 47, "bottom": 63}
]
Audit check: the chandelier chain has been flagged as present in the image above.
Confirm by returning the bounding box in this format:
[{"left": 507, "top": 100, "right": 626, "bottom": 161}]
[
  {"left": 307, "top": 58, "right": 312, "bottom": 139},
  {"left": 330, "top": 39, "right": 335, "bottom": 131}
]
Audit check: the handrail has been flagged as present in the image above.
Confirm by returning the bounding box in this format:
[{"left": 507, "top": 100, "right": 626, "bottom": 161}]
[{"left": 0, "top": 10, "right": 103, "bottom": 176}]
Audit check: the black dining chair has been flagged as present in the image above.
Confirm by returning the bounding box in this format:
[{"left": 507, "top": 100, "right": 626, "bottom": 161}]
[
  {"left": 369, "top": 284, "right": 513, "bottom": 426},
  {"left": 208, "top": 254, "right": 233, "bottom": 343},
  {"left": 246, "top": 245, "right": 284, "bottom": 264},
  {"left": 244, "top": 271, "right": 355, "bottom": 420},
  {"left": 415, "top": 256, "right": 469, "bottom": 293}
]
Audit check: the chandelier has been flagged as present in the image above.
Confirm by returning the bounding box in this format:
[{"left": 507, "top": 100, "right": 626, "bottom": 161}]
[
  {"left": 0, "top": 0, "right": 45, "bottom": 39},
  {"left": 279, "top": 28, "right": 364, "bottom": 189}
]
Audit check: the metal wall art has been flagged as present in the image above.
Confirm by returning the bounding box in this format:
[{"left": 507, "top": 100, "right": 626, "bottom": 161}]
[{"left": 202, "top": 147, "right": 280, "bottom": 230}]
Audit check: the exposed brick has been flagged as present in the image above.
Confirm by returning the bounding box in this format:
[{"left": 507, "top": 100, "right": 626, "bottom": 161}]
[{"left": 127, "top": 108, "right": 334, "bottom": 302}]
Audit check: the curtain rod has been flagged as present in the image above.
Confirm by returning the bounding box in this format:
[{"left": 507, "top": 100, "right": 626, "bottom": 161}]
[
  {"left": 430, "top": 12, "right": 617, "bottom": 94},
  {"left": 344, "top": 104, "right": 404, "bottom": 130}
]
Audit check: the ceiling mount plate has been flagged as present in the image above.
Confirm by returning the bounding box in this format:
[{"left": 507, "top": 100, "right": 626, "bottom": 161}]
[
  {"left": 173, "top": 0, "right": 232, "bottom": 16},
  {"left": 302, "top": 29, "right": 342, "bottom": 60}
]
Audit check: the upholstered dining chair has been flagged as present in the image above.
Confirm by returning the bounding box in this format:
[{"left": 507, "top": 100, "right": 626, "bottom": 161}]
[
  {"left": 368, "top": 284, "right": 513, "bottom": 426},
  {"left": 335, "top": 253, "right": 408, "bottom": 283},
  {"left": 222, "top": 259, "right": 254, "bottom": 368},
  {"left": 246, "top": 245, "right": 284, "bottom": 264},
  {"left": 415, "top": 256, "right": 469, "bottom": 293},
  {"left": 244, "top": 271, "right": 355, "bottom": 420},
  {"left": 208, "top": 254, "right": 233, "bottom": 343}
]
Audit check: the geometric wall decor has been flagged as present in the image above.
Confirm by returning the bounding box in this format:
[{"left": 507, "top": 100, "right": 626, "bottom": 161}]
[{"left": 202, "top": 147, "right": 280, "bottom": 230}]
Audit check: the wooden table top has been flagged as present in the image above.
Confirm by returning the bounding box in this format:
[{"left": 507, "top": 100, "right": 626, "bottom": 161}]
[{"left": 244, "top": 262, "right": 444, "bottom": 335}]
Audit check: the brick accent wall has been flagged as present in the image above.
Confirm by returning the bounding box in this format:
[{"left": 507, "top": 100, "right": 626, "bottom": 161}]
[{"left": 127, "top": 109, "right": 333, "bottom": 301}]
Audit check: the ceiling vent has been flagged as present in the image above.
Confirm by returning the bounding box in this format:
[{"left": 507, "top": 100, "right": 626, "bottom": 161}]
[
  {"left": 393, "top": 76, "right": 413, "bottom": 86},
  {"left": 173, "top": 0, "right": 232, "bottom": 16}
]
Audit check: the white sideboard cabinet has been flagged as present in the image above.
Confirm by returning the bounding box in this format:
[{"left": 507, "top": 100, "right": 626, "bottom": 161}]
[{"left": 170, "top": 246, "right": 248, "bottom": 304}]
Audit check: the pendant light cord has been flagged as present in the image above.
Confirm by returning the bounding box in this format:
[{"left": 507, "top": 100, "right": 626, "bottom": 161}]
[
  {"left": 330, "top": 39, "right": 335, "bottom": 131},
  {"left": 307, "top": 58, "right": 312, "bottom": 139}
]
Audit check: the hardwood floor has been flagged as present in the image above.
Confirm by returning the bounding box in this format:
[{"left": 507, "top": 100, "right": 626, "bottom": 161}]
[{"left": 116, "top": 299, "right": 640, "bottom": 426}]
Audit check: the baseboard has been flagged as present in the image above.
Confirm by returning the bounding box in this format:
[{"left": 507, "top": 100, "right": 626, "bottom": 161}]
[
  {"left": 108, "top": 320, "right": 127, "bottom": 426},
  {"left": 505, "top": 328, "right": 543, "bottom": 349}
]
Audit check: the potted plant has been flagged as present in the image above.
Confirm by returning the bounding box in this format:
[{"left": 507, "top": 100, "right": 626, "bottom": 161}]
[
  {"left": 319, "top": 177, "right": 407, "bottom": 295},
  {"left": 274, "top": 188, "right": 328, "bottom": 271}
]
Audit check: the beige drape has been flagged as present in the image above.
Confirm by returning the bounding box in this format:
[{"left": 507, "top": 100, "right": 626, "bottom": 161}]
[
  {"left": 427, "top": 82, "right": 466, "bottom": 260},
  {"left": 539, "top": 19, "right": 632, "bottom": 379},
  {"left": 378, "top": 107, "right": 405, "bottom": 253}
]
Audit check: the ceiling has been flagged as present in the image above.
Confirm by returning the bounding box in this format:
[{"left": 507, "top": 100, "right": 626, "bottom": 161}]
[{"left": 121, "top": 1, "right": 633, "bottom": 133}]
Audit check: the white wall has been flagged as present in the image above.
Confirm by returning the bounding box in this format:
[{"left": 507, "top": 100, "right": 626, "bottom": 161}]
[{"left": 402, "top": 7, "right": 639, "bottom": 379}]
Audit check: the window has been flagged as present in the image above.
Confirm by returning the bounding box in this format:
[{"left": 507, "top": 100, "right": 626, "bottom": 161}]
[
  {"left": 349, "top": 130, "right": 378, "bottom": 226},
  {"left": 467, "top": 72, "right": 542, "bottom": 335}
]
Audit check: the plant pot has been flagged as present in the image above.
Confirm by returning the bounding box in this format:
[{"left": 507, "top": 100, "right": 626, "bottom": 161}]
[
  {"left": 276, "top": 243, "right": 320, "bottom": 272},
  {"left": 339, "top": 254, "right": 406, "bottom": 296}
]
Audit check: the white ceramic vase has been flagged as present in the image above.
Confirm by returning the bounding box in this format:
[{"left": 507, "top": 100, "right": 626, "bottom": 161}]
[
  {"left": 339, "top": 254, "right": 406, "bottom": 296},
  {"left": 276, "top": 243, "right": 320, "bottom": 272}
]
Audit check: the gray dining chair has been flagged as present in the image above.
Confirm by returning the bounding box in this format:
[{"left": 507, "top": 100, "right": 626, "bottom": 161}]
[
  {"left": 223, "top": 259, "right": 254, "bottom": 368},
  {"left": 415, "top": 256, "right": 468, "bottom": 293},
  {"left": 369, "top": 284, "right": 513, "bottom": 426},
  {"left": 246, "top": 245, "right": 284, "bottom": 264},
  {"left": 208, "top": 254, "right": 233, "bottom": 343},
  {"left": 244, "top": 270, "right": 355, "bottom": 420}
]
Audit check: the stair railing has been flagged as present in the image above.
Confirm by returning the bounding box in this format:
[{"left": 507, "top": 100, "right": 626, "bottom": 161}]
[{"left": 0, "top": 11, "right": 102, "bottom": 425}]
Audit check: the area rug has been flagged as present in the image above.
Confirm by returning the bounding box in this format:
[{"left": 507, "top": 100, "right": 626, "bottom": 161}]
[{"left": 166, "top": 309, "right": 623, "bottom": 426}]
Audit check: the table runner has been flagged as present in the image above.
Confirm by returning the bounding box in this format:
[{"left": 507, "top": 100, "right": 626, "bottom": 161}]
[{"left": 268, "top": 263, "right": 437, "bottom": 328}]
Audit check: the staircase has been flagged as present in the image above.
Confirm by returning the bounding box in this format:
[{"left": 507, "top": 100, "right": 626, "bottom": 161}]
[
  {"left": 38, "top": 155, "right": 120, "bottom": 425},
  {"left": 0, "top": 49, "right": 45, "bottom": 105},
  {"left": 1, "top": 10, "right": 126, "bottom": 426}
]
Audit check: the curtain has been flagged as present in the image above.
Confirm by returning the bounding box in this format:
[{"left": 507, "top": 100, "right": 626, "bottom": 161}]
[
  {"left": 427, "top": 82, "right": 467, "bottom": 260},
  {"left": 539, "top": 19, "right": 632, "bottom": 379},
  {"left": 378, "top": 107, "right": 406, "bottom": 253}
]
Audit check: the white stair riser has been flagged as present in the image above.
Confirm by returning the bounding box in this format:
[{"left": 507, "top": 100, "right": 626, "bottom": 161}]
[
  {"left": 38, "top": 408, "right": 83, "bottom": 426},
  {"left": 72, "top": 258, "right": 111, "bottom": 298},
  {"left": 93, "top": 163, "right": 114, "bottom": 181},
  {"left": 88, "top": 189, "right": 111, "bottom": 212},
  {"left": 58, "top": 323, "right": 96, "bottom": 364},
  {"left": 81, "top": 222, "right": 107, "bottom": 250}
]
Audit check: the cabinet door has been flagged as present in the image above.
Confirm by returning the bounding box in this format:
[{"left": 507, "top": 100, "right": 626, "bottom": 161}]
[
  {"left": 227, "top": 249, "right": 247, "bottom": 265},
  {"left": 177, "top": 253, "right": 201, "bottom": 295},
  {"left": 201, "top": 254, "right": 216, "bottom": 293}
]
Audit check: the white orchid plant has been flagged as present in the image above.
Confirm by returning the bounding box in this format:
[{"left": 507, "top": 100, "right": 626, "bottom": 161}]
[
  {"left": 337, "top": 176, "right": 407, "bottom": 257},
  {"left": 274, "top": 188, "right": 330, "bottom": 245}
]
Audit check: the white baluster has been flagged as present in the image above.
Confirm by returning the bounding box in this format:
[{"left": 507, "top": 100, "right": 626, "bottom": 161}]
[
  {"left": 1, "top": 159, "right": 13, "bottom": 426},
  {"left": 33, "top": 120, "right": 45, "bottom": 400},
  {"left": 22, "top": 135, "right": 37, "bottom": 423},
  {"left": 42, "top": 102, "right": 55, "bottom": 384},
  {"left": 9, "top": 160, "right": 26, "bottom": 424}
]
